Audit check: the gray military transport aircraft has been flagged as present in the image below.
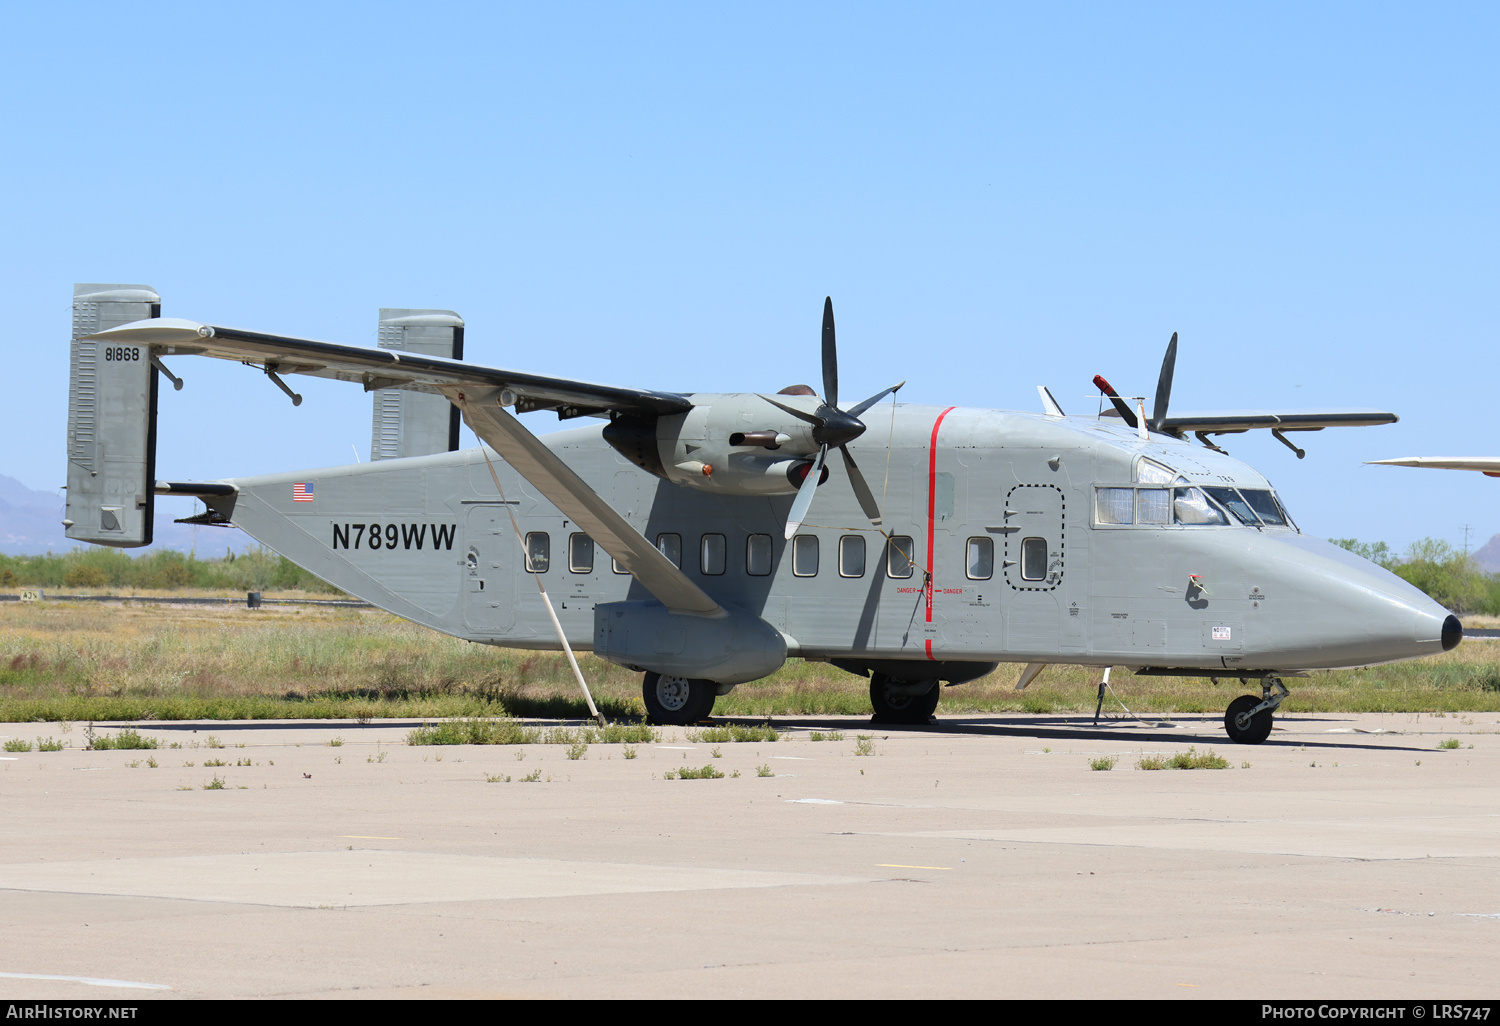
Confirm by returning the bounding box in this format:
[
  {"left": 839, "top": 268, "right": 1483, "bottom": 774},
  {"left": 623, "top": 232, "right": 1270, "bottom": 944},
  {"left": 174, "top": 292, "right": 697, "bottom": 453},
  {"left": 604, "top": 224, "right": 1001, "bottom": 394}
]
[{"left": 65, "top": 284, "right": 1461, "bottom": 743}]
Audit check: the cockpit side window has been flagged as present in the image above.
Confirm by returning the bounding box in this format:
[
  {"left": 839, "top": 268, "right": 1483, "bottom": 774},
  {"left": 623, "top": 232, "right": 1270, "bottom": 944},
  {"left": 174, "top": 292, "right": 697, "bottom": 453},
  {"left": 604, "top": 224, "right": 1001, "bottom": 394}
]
[
  {"left": 1137, "top": 489, "right": 1170, "bottom": 524},
  {"left": 1096, "top": 488, "right": 1134, "bottom": 525},
  {"left": 1174, "top": 487, "right": 1229, "bottom": 526},
  {"left": 1136, "top": 458, "right": 1175, "bottom": 484}
]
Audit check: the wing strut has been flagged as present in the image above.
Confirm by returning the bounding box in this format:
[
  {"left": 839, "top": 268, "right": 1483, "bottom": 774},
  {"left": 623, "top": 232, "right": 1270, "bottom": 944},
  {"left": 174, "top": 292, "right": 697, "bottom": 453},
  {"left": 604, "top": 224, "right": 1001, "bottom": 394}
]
[
  {"left": 452, "top": 386, "right": 724, "bottom": 618},
  {"left": 470, "top": 438, "right": 605, "bottom": 727}
]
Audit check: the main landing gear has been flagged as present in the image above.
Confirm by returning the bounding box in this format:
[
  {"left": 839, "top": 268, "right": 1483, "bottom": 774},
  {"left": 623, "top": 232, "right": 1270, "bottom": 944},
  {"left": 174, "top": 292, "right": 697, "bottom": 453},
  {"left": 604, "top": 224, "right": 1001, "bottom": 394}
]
[
  {"left": 642, "top": 671, "right": 717, "bottom": 725},
  {"left": 869, "top": 673, "right": 940, "bottom": 725},
  {"left": 1222, "top": 676, "right": 1290, "bottom": 744}
]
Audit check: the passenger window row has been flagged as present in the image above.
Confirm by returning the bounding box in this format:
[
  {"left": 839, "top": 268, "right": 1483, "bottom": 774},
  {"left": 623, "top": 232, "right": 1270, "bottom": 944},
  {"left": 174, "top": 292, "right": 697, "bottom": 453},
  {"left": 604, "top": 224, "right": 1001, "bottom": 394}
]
[{"left": 520, "top": 530, "right": 999, "bottom": 581}]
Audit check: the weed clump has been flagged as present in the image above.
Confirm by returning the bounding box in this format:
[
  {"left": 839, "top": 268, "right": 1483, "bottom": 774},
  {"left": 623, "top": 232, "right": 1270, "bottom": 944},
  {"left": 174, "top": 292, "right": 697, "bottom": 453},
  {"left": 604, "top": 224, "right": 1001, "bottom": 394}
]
[
  {"left": 1089, "top": 756, "right": 1117, "bottom": 771},
  {"left": 1438, "top": 738, "right": 1463, "bottom": 749},
  {"left": 3, "top": 738, "right": 32, "bottom": 752},
  {"left": 85, "top": 726, "right": 157, "bottom": 750},
  {"left": 687, "top": 724, "right": 779, "bottom": 743},
  {"left": 1138, "top": 747, "right": 1229, "bottom": 770},
  {"left": 663, "top": 764, "right": 725, "bottom": 780},
  {"left": 407, "top": 718, "right": 540, "bottom": 746}
]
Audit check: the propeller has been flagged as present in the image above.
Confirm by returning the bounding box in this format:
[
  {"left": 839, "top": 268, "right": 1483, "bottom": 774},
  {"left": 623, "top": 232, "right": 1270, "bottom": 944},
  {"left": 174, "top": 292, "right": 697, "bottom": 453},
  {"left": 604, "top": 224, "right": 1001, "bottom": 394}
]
[
  {"left": 762, "top": 297, "right": 903, "bottom": 539},
  {"left": 1093, "top": 331, "right": 1179, "bottom": 434}
]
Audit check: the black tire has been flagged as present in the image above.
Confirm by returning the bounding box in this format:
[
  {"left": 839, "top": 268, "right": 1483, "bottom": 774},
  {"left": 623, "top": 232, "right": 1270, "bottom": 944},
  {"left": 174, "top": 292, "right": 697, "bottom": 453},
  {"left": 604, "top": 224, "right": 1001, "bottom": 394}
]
[
  {"left": 642, "top": 672, "right": 717, "bottom": 725},
  {"left": 1224, "top": 694, "right": 1273, "bottom": 744},
  {"left": 869, "top": 674, "right": 940, "bottom": 725}
]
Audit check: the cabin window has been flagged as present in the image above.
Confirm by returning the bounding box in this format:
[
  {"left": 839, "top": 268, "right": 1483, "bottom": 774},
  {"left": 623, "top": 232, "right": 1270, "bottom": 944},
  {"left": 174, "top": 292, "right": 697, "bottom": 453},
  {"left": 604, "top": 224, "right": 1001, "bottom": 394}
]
[
  {"left": 1095, "top": 488, "right": 1134, "bottom": 525},
  {"left": 700, "top": 533, "right": 726, "bottom": 575},
  {"left": 656, "top": 533, "right": 681, "bottom": 567},
  {"left": 568, "top": 533, "right": 594, "bottom": 573},
  {"left": 1020, "top": 537, "right": 1047, "bottom": 581},
  {"left": 746, "top": 534, "right": 773, "bottom": 576},
  {"left": 1137, "top": 488, "right": 1170, "bottom": 525},
  {"left": 793, "top": 535, "right": 819, "bottom": 577},
  {"left": 839, "top": 535, "right": 866, "bottom": 578},
  {"left": 966, "top": 537, "right": 993, "bottom": 580},
  {"left": 612, "top": 557, "right": 629, "bottom": 574},
  {"left": 525, "top": 532, "right": 550, "bottom": 573},
  {"left": 1174, "top": 487, "right": 1228, "bottom": 525},
  {"left": 887, "top": 536, "right": 915, "bottom": 578}
]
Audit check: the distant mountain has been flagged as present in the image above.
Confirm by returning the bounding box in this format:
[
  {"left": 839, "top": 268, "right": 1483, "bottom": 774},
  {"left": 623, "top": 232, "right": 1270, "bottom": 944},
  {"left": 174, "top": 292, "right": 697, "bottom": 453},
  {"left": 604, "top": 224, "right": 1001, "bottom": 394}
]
[
  {"left": 1474, "top": 534, "right": 1500, "bottom": 574},
  {"left": 0, "top": 474, "right": 254, "bottom": 556}
]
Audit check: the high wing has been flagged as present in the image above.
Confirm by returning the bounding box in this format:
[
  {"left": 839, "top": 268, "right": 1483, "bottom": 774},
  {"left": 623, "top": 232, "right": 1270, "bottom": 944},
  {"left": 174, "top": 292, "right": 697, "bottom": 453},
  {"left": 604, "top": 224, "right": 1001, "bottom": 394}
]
[
  {"left": 1158, "top": 410, "right": 1400, "bottom": 434},
  {"left": 90, "top": 317, "right": 692, "bottom": 419},
  {"left": 1367, "top": 456, "right": 1500, "bottom": 477},
  {"left": 87, "top": 317, "right": 723, "bottom": 616},
  {"left": 1100, "top": 407, "right": 1399, "bottom": 457}
]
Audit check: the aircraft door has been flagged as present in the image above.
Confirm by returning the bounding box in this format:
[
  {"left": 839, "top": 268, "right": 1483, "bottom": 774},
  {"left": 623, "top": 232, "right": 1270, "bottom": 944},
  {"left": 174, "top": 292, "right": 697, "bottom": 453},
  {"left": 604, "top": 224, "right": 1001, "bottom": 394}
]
[
  {"left": 1002, "top": 484, "right": 1067, "bottom": 655},
  {"left": 463, "top": 504, "right": 517, "bottom": 635}
]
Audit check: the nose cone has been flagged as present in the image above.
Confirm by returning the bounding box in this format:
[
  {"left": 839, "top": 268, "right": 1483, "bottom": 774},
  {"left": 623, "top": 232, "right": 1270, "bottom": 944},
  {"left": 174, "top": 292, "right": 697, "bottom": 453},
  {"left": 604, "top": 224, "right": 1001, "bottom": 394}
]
[
  {"left": 1443, "top": 614, "right": 1464, "bottom": 652},
  {"left": 1253, "top": 535, "right": 1459, "bottom": 668}
]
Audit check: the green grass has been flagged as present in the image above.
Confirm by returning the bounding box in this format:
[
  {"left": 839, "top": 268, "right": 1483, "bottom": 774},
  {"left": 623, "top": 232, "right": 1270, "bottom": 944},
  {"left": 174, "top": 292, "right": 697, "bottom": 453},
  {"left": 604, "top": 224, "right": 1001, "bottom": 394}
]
[
  {"left": 8, "top": 599, "right": 1500, "bottom": 723},
  {"left": 1438, "top": 738, "right": 1463, "bottom": 749},
  {"left": 1089, "top": 756, "right": 1117, "bottom": 771}
]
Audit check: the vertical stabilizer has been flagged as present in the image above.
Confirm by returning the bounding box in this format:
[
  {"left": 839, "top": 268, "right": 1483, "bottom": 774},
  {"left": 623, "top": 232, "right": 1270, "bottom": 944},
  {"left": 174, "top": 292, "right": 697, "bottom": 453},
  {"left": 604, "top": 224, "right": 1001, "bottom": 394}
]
[
  {"left": 370, "top": 308, "right": 465, "bottom": 460},
  {"left": 65, "top": 283, "right": 161, "bottom": 547}
]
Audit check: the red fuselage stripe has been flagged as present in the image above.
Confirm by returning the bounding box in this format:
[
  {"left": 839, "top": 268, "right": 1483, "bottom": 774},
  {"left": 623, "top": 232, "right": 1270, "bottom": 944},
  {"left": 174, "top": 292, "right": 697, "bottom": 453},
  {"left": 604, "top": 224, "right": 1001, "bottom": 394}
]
[{"left": 925, "top": 407, "right": 958, "bottom": 645}]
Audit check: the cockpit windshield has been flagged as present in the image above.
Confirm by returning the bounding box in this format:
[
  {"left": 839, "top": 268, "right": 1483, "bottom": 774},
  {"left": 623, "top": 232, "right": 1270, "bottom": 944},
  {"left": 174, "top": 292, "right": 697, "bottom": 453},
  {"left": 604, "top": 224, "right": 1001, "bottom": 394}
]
[{"left": 1204, "top": 487, "right": 1290, "bottom": 527}]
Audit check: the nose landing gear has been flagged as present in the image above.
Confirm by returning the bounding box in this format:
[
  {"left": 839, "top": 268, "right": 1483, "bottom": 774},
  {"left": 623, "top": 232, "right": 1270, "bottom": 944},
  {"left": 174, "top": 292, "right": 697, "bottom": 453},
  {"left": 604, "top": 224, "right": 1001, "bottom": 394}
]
[
  {"left": 870, "top": 674, "right": 940, "bottom": 725},
  {"left": 1223, "top": 677, "right": 1289, "bottom": 744}
]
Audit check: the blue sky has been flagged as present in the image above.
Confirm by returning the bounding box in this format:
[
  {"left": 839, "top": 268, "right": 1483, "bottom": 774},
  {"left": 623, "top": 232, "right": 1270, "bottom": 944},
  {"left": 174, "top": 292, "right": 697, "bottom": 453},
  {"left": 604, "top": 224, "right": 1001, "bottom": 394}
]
[{"left": 4, "top": 2, "right": 1497, "bottom": 550}]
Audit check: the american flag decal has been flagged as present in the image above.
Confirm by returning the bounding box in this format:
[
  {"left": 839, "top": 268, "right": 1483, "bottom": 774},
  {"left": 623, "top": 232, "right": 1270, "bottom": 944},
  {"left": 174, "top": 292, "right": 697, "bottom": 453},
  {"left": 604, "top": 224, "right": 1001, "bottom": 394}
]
[{"left": 292, "top": 482, "right": 315, "bottom": 502}]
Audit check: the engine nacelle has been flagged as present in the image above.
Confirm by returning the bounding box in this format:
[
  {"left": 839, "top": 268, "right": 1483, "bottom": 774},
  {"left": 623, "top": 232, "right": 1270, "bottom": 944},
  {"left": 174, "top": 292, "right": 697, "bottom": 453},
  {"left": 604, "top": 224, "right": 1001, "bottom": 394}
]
[{"left": 604, "top": 393, "right": 828, "bottom": 497}]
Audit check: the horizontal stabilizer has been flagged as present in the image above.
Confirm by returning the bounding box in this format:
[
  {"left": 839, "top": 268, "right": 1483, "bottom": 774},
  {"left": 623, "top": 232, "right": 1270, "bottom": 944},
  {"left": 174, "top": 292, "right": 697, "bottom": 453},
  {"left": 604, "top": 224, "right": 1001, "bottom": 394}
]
[{"left": 85, "top": 318, "right": 693, "bottom": 420}]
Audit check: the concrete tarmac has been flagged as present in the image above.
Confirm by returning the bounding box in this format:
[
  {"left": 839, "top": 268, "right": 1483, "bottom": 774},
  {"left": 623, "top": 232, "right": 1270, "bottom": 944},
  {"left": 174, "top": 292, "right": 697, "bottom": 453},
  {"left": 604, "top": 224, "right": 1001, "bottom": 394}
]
[{"left": 1, "top": 709, "right": 1497, "bottom": 1000}]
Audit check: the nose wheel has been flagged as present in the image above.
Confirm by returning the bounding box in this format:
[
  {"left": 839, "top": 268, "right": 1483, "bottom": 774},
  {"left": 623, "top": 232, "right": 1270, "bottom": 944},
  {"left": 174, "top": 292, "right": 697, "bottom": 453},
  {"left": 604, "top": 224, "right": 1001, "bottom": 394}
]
[
  {"left": 1223, "top": 677, "right": 1289, "bottom": 744},
  {"left": 869, "top": 674, "right": 940, "bottom": 725},
  {"left": 642, "top": 671, "right": 717, "bottom": 725}
]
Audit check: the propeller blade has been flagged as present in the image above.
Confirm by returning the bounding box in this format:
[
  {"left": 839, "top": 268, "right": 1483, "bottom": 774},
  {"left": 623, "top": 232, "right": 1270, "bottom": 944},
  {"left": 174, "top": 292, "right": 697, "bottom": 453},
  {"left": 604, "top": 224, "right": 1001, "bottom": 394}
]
[
  {"left": 1151, "top": 332, "right": 1177, "bottom": 432},
  {"left": 759, "top": 393, "right": 823, "bottom": 425},
  {"left": 843, "top": 380, "right": 905, "bottom": 420},
  {"left": 839, "top": 445, "right": 883, "bottom": 528},
  {"left": 822, "top": 296, "right": 838, "bottom": 410},
  {"left": 784, "top": 445, "right": 827, "bottom": 540},
  {"left": 1092, "top": 374, "right": 1138, "bottom": 428}
]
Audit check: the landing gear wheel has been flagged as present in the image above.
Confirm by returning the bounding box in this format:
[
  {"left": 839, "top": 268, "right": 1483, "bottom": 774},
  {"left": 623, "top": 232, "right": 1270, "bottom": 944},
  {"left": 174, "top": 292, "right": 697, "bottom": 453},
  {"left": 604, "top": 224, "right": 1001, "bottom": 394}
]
[
  {"left": 1224, "top": 694, "right": 1273, "bottom": 744},
  {"left": 642, "top": 672, "right": 716, "bottom": 725},
  {"left": 869, "top": 674, "right": 940, "bottom": 725}
]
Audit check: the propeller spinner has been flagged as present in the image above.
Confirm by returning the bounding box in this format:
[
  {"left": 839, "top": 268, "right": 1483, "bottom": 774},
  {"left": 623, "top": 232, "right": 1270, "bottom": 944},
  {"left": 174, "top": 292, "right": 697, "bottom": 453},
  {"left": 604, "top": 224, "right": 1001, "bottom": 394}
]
[{"left": 760, "top": 298, "right": 902, "bottom": 539}]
